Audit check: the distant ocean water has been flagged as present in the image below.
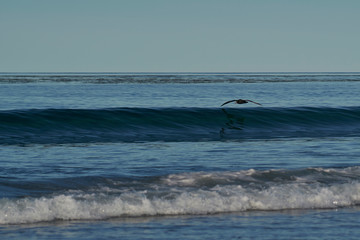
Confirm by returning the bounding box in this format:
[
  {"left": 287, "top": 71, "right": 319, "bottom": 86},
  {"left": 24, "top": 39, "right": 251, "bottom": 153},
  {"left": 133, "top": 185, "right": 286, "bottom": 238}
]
[{"left": 1, "top": 73, "right": 360, "bottom": 239}]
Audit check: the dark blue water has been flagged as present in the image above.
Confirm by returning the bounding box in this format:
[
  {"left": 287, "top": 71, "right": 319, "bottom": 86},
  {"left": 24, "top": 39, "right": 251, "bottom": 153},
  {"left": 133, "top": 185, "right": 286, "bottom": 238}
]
[
  {"left": 1, "top": 73, "right": 360, "bottom": 239},
  {"left": 2, "top": 106, "right": 360, "bottom": 145}
]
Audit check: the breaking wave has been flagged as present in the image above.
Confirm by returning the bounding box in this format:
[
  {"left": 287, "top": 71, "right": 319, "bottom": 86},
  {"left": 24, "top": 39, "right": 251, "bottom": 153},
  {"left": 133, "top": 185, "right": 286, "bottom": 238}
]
[{"left": 1, "top": 167, "right": 360, "bottom": 224}]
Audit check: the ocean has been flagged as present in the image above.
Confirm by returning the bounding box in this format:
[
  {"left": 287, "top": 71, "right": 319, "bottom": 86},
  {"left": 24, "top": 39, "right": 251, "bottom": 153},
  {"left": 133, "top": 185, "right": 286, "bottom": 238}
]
[{"left": 1, "top": 73, "right": 360, "bottom": 239}]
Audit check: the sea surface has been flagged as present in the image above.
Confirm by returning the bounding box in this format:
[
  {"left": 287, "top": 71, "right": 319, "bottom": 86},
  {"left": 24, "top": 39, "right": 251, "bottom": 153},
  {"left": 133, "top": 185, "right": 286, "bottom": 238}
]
[{"left": 1, "top": 72, "right": 360, "bottom": 239}]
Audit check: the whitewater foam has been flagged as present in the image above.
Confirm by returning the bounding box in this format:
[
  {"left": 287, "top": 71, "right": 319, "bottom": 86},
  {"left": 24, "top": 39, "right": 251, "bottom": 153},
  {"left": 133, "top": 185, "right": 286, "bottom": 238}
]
[{"left": 2, "top": 168, "right": 360, "bottom": 225}]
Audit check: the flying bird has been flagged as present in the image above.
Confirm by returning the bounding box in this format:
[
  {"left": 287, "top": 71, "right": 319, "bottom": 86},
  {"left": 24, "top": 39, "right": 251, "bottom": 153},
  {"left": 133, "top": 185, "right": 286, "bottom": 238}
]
[{"left": 221, "top": 99, "right": 262, "bottom": 107}]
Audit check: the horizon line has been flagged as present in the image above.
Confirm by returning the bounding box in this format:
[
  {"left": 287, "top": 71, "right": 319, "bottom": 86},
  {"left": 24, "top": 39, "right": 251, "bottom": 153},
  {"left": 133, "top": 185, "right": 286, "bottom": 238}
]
[{"left": 1, "top": 71, "right": 360, "bottom": 74}]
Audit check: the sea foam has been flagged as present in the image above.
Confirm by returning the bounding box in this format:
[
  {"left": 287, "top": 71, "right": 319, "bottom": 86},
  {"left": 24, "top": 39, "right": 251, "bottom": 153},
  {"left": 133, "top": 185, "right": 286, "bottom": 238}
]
[{"left": 1, "top": 168, "right": 360, "bottom": 224}]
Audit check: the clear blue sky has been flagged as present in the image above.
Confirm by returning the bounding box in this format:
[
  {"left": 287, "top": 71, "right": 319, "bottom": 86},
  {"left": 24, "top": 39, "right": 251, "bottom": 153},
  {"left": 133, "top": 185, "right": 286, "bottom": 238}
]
[{"left": 1, "top": 0, "right": 360, "bottom": 72}]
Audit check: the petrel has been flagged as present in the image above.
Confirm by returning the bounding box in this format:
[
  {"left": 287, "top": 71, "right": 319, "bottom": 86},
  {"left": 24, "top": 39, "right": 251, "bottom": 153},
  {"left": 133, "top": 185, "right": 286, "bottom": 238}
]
[{"left": 221, "top": 99, "right": 261, "bottom": 107}]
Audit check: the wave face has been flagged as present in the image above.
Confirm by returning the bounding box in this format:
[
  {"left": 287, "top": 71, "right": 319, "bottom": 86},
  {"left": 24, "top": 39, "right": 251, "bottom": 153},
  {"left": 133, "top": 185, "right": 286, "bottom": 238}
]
[
  {"left": 1, "top": 167, "right": 360, "bottom": 224},
  {"left": 1, "top": 107, "right": 360, "bottom": 144}
]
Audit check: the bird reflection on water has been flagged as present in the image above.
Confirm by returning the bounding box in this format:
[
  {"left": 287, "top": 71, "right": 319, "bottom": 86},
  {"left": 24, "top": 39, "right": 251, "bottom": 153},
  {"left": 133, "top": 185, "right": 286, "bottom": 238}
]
[{"left": 219, "top": 99, "right": 261, "bottom": 138}]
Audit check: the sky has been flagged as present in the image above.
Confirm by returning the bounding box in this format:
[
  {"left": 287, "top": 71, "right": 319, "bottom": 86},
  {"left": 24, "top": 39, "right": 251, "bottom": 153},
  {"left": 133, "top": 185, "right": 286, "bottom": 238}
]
[{"left": 1, "top": 0, "right": 360, "bottom": 72}]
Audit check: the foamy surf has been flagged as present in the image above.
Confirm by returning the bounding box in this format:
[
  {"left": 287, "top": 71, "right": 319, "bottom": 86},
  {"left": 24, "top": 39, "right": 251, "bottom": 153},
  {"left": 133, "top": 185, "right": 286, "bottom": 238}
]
[{"left": 2, "top": 167, "right": 360, "bottom": 225}]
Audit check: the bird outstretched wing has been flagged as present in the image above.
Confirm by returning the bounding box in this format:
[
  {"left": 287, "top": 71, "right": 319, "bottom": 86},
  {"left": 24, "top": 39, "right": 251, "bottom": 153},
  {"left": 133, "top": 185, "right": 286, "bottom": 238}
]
[
  {"left": 246, "top": 100, "right": 262, "bottom": 105},
  {"left": 221, "top": 99, "right": 237, "bottom": 106}
]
